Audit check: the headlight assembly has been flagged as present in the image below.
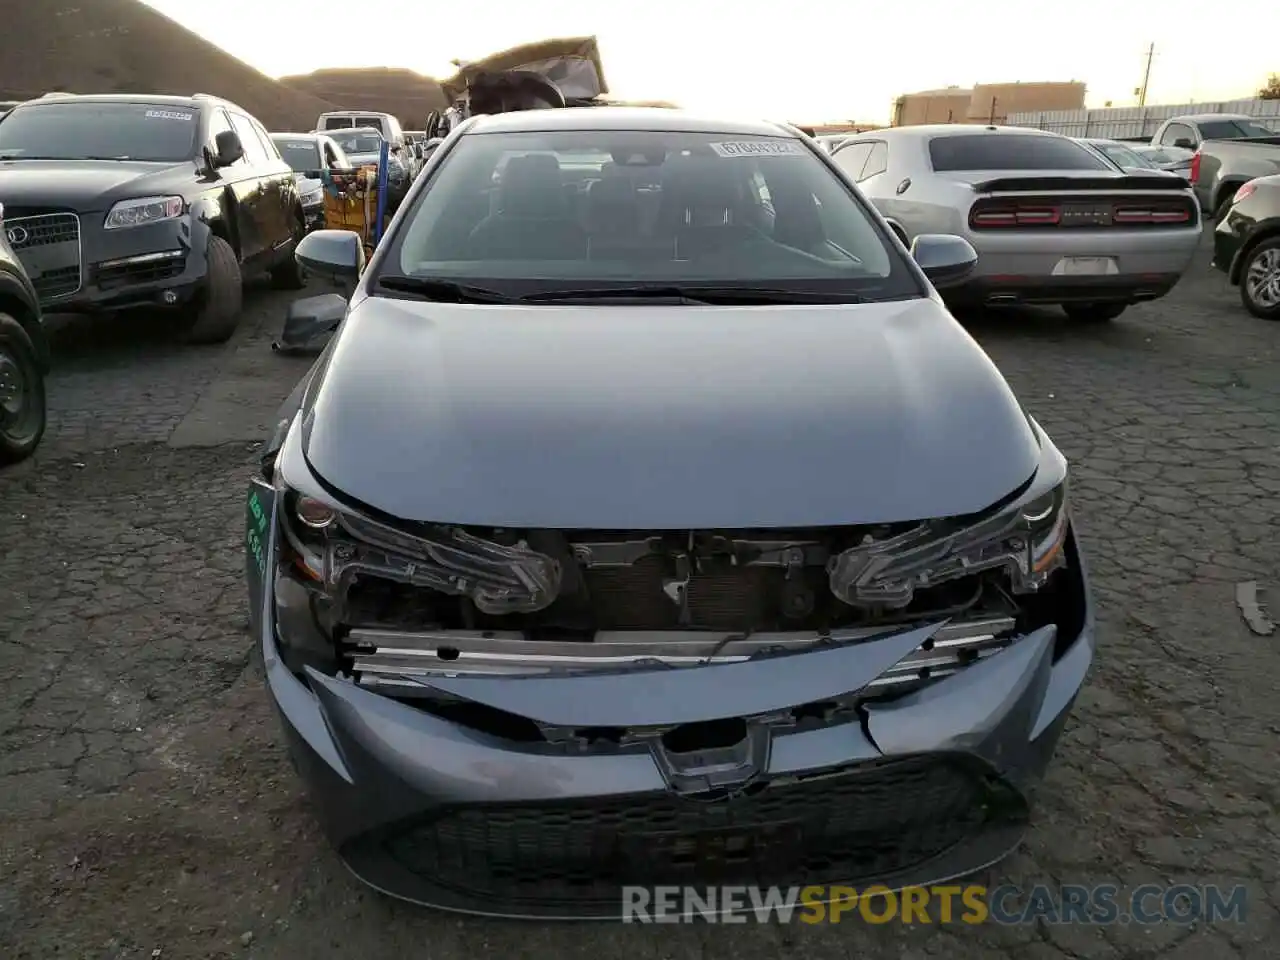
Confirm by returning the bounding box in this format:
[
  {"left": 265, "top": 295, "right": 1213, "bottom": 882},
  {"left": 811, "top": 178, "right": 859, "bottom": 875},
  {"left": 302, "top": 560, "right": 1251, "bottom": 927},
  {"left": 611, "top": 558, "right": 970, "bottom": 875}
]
[
  {"left": 104, "top": 195, "right": 184, "bottom": 229},
  {"left": 827, "top": 481, "right": 1070, "bottom": 609},
  {"left": 301, "top": 187, "right": 323, "bottom": 206},
  {"left": 277, "top": 487, "right": 563, "bottom": 615}
]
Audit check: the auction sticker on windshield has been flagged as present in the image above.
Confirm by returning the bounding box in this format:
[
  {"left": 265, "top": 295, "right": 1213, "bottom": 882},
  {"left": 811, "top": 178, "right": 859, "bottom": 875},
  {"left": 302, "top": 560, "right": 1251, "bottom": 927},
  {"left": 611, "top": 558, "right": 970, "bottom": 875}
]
[
  {"left": 145, "top": 110, "right": 193, "bottom": 121},
  {"left": 709, "top": 140, "right": 804, "bottom": 158}
]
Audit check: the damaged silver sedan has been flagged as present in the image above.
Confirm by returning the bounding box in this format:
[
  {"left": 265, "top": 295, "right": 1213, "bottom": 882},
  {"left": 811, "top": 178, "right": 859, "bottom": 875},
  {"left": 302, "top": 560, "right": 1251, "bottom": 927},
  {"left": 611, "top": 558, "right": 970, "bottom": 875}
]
[{"left": 245, "top": 106, "right": 1095, "bottom": 918}]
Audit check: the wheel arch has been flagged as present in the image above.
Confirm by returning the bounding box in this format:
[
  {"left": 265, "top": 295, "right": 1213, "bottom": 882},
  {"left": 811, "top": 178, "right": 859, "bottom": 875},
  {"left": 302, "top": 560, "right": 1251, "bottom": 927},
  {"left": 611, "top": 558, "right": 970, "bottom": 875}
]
[
  {"left": 1229, "top": 220, "right": 1280, "bottom": 286},
  {"left": 0, "top": 274, "right": 49, "bottom": 372},
  {"left": 190, "top": 194, "right": 241, "bottom": 261}
]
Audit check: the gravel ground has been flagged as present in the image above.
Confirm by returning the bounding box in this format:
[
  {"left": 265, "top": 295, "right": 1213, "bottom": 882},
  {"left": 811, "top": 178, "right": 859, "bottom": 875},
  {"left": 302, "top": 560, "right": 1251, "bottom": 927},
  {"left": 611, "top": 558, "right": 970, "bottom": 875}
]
[{"left": 1, "top": 237, "right": 1278, "bottom": 959}]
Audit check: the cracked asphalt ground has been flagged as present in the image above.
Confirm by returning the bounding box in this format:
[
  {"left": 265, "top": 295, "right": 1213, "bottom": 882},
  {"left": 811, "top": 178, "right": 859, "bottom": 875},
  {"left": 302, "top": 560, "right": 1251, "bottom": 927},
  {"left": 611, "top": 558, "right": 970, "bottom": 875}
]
[{"left": 2, "top": 233, "right": 1279, "bottom": 959}]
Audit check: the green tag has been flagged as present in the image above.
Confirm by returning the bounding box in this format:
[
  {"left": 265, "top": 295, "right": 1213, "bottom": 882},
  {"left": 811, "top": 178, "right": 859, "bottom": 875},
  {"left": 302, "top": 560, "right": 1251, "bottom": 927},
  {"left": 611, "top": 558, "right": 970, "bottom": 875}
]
[{"left": 246, "top": 489, "right": 269, "bottom": 576}]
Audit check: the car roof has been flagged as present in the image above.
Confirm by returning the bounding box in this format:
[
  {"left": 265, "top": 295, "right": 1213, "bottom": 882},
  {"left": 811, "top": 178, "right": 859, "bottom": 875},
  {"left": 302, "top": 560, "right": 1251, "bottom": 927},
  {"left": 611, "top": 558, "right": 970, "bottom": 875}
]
[
  {"left": 9, "top": 92, "right": 244, "bottom": 113},
  {"left": 1169, "top": 113, "right": 1254, "bottom": 123},
  {"left": 465, "top": 107, "right": 795, "bottom": 137}
]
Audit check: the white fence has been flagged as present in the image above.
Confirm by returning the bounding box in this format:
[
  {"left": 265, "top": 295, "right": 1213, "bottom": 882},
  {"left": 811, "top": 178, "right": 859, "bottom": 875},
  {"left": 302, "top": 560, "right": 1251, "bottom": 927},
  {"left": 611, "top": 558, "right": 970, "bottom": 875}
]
[{"left": 1005, "top": 98, "right": 1280, "bottom": 140}]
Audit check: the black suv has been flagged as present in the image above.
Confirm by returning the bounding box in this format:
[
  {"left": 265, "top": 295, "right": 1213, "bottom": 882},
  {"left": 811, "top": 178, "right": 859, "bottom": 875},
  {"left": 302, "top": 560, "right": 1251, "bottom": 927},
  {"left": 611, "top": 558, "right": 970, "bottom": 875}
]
[
  {"left": 0, "top": 93, "right": 306, "bottom": 343},
  {"left": 0, "top": 201, "right": 49, "bottom": 463}
]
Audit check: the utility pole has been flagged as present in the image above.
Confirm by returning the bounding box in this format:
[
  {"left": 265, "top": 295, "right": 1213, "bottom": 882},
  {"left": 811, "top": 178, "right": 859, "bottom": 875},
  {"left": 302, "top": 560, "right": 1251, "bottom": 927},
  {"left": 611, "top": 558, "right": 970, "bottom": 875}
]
[{"left": 1137, "top": 42, "right": 1155, "bottom": 107}]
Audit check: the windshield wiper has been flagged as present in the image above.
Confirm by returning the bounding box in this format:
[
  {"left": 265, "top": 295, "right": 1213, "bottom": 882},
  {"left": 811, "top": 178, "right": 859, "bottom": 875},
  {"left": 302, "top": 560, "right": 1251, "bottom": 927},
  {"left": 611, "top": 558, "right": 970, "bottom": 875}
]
[
  {"left": 377, "top": 276, "right": 522, "bottom": 304},
  {"left": 523, "top": 285, "right": 866, "bottom": 305}
]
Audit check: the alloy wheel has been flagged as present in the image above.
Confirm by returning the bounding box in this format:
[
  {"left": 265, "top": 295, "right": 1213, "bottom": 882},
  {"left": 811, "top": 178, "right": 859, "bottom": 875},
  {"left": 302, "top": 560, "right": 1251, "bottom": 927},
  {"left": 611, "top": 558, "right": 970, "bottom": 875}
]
[{"left": 1244, "top": 248, "right": 1280, "bottom": 310}]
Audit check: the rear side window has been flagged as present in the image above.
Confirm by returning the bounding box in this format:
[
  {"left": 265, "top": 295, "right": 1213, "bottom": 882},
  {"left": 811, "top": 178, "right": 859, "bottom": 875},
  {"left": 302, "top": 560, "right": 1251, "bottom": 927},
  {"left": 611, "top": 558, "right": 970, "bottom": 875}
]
[
  {"left": 322, "top": 116, "right": 353, "bottom": 130},
  {"left": 830, "top": 141, "right": 873, "bottom": 180},
  {"left": 861, "top": 141, "right": 888, "bottom": 179},
  {"left": 928, "top": 134, "right": 1109, "bottom": 172},
  {"left": 1198, "top": 119, "right": 1276, "bottom": 139}
]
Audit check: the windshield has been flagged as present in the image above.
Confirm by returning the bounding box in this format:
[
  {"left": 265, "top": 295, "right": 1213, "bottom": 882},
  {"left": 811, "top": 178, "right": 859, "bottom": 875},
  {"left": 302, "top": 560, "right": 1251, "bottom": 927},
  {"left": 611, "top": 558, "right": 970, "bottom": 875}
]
[
  {"left": 335, "top": 132, "right": 383, "bottom": 155},
  {"left": 0, "top": 101, "right": 198, "bottom": 162},
  {"left": 929, "top": 134, "right": 1111, "bottom": 172},
  {"left": 1198, "top": 119, "right": 1276, "bottom": 139},
  {"left": 272, "top": 137, "right": 321, "bottom": 172},
  {"left": 323, "top": 116, "right": 382, "bottom": 131},
  {"left": 1093, "top": 142, "right": 1152, "bottom": 168},
  {"left": 382, "top": 129, "right": 914, "bottom": 300}
]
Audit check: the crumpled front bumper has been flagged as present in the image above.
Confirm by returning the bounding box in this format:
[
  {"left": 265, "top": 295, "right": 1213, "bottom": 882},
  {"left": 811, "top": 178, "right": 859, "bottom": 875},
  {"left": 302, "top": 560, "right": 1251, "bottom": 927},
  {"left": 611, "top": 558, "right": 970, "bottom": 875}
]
[{"left": 246, "top": 479, "right": 1095, "bottom": 919}]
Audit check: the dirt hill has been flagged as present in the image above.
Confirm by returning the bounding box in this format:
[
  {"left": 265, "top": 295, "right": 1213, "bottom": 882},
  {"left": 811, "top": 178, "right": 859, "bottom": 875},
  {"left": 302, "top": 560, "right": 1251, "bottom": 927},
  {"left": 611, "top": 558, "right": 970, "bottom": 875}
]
[
  {"left": 0, "top": 0, "right": 338, "bottom": 130},
  {"left": 281, "top": 68, "right": 449, "bottom": 129}
]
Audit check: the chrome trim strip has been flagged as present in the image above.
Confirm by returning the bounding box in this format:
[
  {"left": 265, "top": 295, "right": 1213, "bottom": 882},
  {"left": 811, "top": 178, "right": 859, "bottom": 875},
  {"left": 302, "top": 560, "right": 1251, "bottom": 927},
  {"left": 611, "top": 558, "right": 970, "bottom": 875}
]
[{"left": 346, "top": 616, "right": 1017, "bottom": 687}]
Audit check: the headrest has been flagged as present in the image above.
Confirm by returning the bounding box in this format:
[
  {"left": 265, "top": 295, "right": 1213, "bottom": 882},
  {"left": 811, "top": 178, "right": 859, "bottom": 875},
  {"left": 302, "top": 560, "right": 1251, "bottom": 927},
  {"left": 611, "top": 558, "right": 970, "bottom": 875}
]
[
  {"left": 662, "top": 156, "right": 742, "bottom": 226},
  {"left": 585, "top": 176, "right": 640, "bottom": 233},
  {"left": 499, "top": 154, "right": 565, "bottom": 217}
]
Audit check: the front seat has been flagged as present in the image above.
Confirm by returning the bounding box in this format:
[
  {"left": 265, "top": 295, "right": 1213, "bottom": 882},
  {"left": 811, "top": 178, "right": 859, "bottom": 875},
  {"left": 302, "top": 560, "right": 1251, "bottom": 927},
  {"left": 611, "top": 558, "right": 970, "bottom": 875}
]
[{"left": 467, "top": 154, "right": 587, "bottom": 260}]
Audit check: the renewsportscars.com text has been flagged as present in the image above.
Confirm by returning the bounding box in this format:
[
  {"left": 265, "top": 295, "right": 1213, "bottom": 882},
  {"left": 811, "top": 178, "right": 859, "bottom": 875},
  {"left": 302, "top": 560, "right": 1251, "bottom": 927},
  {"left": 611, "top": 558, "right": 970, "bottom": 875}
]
[{"left": 621, "top": 884, "right": 1249, "bottom": 924}]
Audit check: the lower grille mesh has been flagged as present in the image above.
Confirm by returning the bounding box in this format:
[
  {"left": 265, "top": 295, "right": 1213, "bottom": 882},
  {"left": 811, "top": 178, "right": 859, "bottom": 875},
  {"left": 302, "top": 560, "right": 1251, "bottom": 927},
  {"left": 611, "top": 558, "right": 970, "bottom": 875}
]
[{"left": 377, "top": 754, "right": 1020, "bottom": 908}]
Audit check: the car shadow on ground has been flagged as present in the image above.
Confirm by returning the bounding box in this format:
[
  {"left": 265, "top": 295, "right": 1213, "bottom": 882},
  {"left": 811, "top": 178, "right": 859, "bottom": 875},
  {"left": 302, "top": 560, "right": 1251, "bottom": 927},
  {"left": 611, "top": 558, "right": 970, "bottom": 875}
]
[
  {"left": 42, "top": 275, "right": 277, "bottom": 370},
  {"left": 951, "top": 304, "right": 1156, "bottom": 348}
]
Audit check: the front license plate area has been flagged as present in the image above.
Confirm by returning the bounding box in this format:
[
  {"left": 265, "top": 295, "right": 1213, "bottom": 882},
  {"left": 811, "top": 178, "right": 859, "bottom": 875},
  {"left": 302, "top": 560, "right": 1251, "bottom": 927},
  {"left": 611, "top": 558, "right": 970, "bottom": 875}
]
[
  {"left": 1052, "top": 256, "right": 1118, "bottom": 277},
  {"left": 629, "top": 820, "right": 805, "bottom": 876}
]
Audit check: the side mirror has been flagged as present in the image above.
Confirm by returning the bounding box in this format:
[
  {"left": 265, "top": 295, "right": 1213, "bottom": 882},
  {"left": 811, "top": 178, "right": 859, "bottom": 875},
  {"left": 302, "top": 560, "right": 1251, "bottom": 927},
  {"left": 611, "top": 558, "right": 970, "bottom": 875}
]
[
  {"left": 295, "top": 229, "right": 365, "bottom": 284},
  {"left": 910, "top": 234, "right": 978, "bottom": 289},
  {"left": 213, "top": 130, "right": 244, "bottom": 168},
  {"left": 1173, "top": 137, "right": 1195, "bottom": 150}
]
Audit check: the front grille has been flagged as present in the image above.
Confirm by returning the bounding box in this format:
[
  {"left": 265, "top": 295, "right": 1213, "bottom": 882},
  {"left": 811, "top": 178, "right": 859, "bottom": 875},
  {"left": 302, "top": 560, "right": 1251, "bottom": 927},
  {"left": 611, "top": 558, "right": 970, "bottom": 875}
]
[
  {"left": 95, "top": 255, "right": 186, "bottom": 291},
  {"left": 377, "top": 754, "right": 1023, "bottom": 908},
  {"left": 5, "top": 212, "right": 82, "bottom": 301}
]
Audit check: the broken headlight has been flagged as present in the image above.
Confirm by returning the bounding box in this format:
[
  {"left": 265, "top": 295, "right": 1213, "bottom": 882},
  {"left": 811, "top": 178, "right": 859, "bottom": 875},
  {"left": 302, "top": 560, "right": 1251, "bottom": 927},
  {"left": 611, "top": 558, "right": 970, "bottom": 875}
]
[
  {"left": 827, "top": 480, "right": 1069, "bottom": 609},
  {"left": 277, "top": 487, "right": 563, "bottom": 615}
]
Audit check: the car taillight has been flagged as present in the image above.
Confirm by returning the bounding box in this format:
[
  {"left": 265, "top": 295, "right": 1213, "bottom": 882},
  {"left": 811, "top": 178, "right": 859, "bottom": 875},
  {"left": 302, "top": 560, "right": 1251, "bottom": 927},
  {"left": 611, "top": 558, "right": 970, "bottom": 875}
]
[
  {"left": 1232, "top": 181, "right": 1257, "bottom": 206},
  {"left": 969, "top": 205, "right": 1061, "bottom": 228},
  {"left": 1113, "top": 206, "right": 1192, "bottom": 225},
  {"left": 1189, "top": 150, "right": 1202, "bottom": 184}
]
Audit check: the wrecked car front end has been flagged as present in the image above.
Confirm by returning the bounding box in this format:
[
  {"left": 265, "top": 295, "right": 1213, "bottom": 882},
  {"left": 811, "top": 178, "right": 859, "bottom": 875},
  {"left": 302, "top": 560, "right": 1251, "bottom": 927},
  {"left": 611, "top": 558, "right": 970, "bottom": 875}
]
[{"left": 246, "top": 403, "right": 1094, "bottom": 919}]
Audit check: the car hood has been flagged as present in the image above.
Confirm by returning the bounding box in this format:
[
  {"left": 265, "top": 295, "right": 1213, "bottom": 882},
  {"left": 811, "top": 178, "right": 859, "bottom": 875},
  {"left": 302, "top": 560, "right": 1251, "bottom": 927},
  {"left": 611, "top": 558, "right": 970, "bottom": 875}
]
[
  {"left": 296, "top": 174, "right": 322, "bottom": 196},
  {"left": 0, "top": 159, "right": 195, "bottom": 211},
  {"left": 301, "top": 296, "right": 1043, "bottom": 529}
]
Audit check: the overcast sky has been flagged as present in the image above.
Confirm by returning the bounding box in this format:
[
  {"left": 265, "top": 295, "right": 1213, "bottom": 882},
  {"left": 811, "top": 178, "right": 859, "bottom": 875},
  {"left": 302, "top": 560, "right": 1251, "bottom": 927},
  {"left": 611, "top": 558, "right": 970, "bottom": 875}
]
[{"left": 143, "top": 0, "right": 1275, "bottom": 124}]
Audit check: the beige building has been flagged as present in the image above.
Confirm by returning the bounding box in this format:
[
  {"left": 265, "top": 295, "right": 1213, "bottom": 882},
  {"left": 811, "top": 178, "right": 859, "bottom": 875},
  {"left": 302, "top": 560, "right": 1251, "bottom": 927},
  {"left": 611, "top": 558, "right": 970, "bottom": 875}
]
[{"left": 892, "top": 81, "right": 1086, "bottom": 126}]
